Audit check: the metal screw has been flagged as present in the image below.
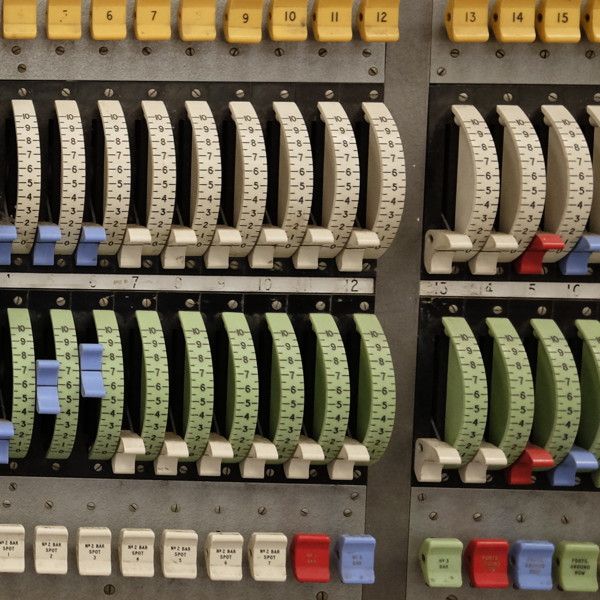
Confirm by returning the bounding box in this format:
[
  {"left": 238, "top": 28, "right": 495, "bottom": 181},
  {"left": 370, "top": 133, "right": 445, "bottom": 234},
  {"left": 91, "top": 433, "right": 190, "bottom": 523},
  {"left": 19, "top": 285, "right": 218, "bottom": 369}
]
[
  {"left": 362, "top": 48, "right": 371, "bottom": 57},
  {"left": 360, "top": 301, "right": 370, "bottom": 312},
  {"left": 99, "top": 46, "right": 109, "bottom": 56},
  {"left": 300, "top": 508, "right": 309, "bottom": 516},
  {"left": 369, "top": 90, "right": 379, "bottom": 100},
  {"left": 100, "top": 258, "right": 109, "bottom": 267},
  {"left": 343, "top": 508, "right": 352, "bottom": 517},
  {"left": 179, "top": 465, "right": 188, "bottom": 475},
  {"left": 458, "top": 92, "right": 468, "bottom": 102},
  {"left": 265, "top": 468, "right": 275, "bottom": 477},
  {"left": 503, "top": 92, "right": 513, "bottom": 102},
  {"left": 61, "top": 87, "right": 70, "bottom": 97},
  {"left": 561, "top": 515, "right": 569, "bottom": 524},
  {"left": 315, "top": 300, "right": 326, "bottom": 311},
  {"left": 87, "top": 502, "right": 96, "bottom": 511},
  {"left": 316, "top": 592, "right": 328, "bottom": 600},
  {"left": 214, "top": 505, "right": 222, "bottom": 514},
  {"left": 129, "top": 503, "right": 138, "bottom": 512},
  {"left": 8, "top": 483, "right": 16, "bottom": 492},
  {"left": 9, "top": 462, "right": 17, "bottom": 471},
  {"left": 441, "top": 472, "right": 449, "bottom": 481},
  {"left": 2, "top": 500, "right": 10, "bottom": 509},
  {"left": 516, "top": 514, "right": 525, "bottom": 523},
  {"left": 136, "top": 465, "right": 144, "bottom": 473},
  {"left": 99, "top": 297, "right": 110, "bottom": 308},
  {"left": 57, "top": 258, "right": 66, "bottom": 267},
  {"left": 473, "top": 512, "right": 483, "bottom": 522},
  {"left": 17, "top": 64, "right": 26, "bottom": 73},
  {"left": 450, "top": 48, "right": 460, "bottom": 58},
  {"left": 147, "top": 89, "right": 158, "bottom": 98},
  {"left": 56, "top": 46, "right": 65, "bottom": 56},
  {"left": 13, "top": 296, "right": 23, "bottom": 306},
  {"left": 418, "top": 493, "right": 426, "bottom": 502},
  {"left": 350, "top": 492, "right": 359, "bottom": 501},
  {"left": 51, "top": 462, "right": 61, "bottom": 470},
  {"left": 492, "top": 305, "right": 503, "bottom": 314},
  {"left": 104, "top": 89, "right": 114, "bottom": 98},
  {"left": 437, "top": 67, "right": 447, "bottom": 76},
  {"left": 45, "top": 500, "right": 54, "bottom": 509},
  {"left": 537, "top": 306, "right": 548, "bottom": 316},
  {"left": 279, "top": 89, "right": 290, "bottom": 99},
  {"left": 318, "top": 261, "right": 327, "bottom": 270},
  {"left": 13, "top": 257, "right": 22, "bottom": 266},
  {"left": 540, "top": 49, "right": 550, "bottom": 59},
  {"left": 104, "top": 584, "right": 116, "bottom": 595},
  {"left": 318, "top": 48, "right": 328, "bottom": 57},
  {"left": 142, "top": 258, "right": 153, "bottom": 269},
  {"left": 274, "top": 47, "right": 285, "bottom": 57},
  {"left": 185, "top": 47, "right": 195, "bottom": 56},
  {"left": 93, "top": 463, "right": 102, "bottom": 472},
  {"left": 11, "top": 46, "right": 20, "bottom": 55},
  {"left": 230, "top": 260, "right": 239, "bottom": 270},
  {"left": 222, "top": 466, "right": 232, "bottom": 475},
  {"left": 141, "top": 298, "right": 152, "bottom": 308},
  {"left": 272, "top": 300, "right": 282, "bottom": 310},
  {"left": 258, "top": 506, "right": 267, "bottom": 515},
  {"left": 171, "top": 504, "right": 180, "bottom": 513},
  {"left": 496, "top": 49, "right": 505, "bottom": 59},
  {"left": 587, "top": 49, "right": 596, "bottom": 59},
  {"left": 324, "top": 89, "right": 334, "bottom": 100},
  {"left": 191, "top": 89, "right": 201, "bottom": 98},
  {"left": 229, "top": 47, "right": 240, "bottom": 57},
  {"left": 185, "top": 299, "right": 196, "bottom": 309},
  {"left": 429, "top": 511, "right": 438, "bottom": 521},
  {"left": 235, "top": 89, "right": 245, "bottom": 99},
  {"left": 595, "top": 93, "right": 600, "bottom": 103},
  {"left": 583, "top": 307, "right": 593, "bottom": 317},
  {"left": 448, "top": 304, "right": 459, "bottom": 314},
  {"left": 227, "top": 299, "right": 238, "bottom": 310},
  {"left": 368, "top": 66, "right": 378, "bottom": 76},
  {"left": 142, "top": 47, "right": 152, "bottom": 56},
  {"left": 309, "top": 468, "right": 318, "bottom": 478},
  {"left": 548, "top": 92, "right": 558, "bottom": 102},
  {"left": 17, "top": 88, "right": 27, "bottom": 97}
]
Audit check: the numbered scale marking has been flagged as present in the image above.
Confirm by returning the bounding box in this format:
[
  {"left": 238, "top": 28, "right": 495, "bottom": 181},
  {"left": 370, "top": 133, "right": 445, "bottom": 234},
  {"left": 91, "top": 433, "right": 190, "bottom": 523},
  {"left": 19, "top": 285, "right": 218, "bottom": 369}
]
[
  {"left": 362, "top": 102, "right": 406, "bottom": 259},
  {"left": 229, "top": 102, "right": 268, "bottom": 257},
  {"left": 442, "top": 317, "right": 488, "bottom": 465},
  {"left": 265, "top": 312, "right": 304, "bottom": 464},
  {"left": 541, "top": 105, "right": 593, "bottom": 261},
  {"left": 88, "top": 310, "right": 125, "bottom": 460},
  {"left": 179, "top": 311, "right": 214, "bottom": 462},
  {"left": 496, "top": 105, "right": 547, "bottom": 261},
  {"left": 54, "top": 100, "right": 86, "bottom": 255},
  {"left": 141, "top": 101, "right": 177, "bottom": 256},
  {"left": 310, "top": 313, "right": 351, "bottom": 464},
  {"left": 222, "top": 312, "right": 260, "bottom": 462},
  {"left": 46, "top": 310, "right": 80, "bottom": 460},
  {"left": 486, "top": 317, "right": 535, "bottom": 465},
  {"left": 317, "top": 102, "right": 361, "bottom": 258},
  {"left": 272, "top": 102, "right": 314, "bottom": 258},
  {"left": 530, "top": 319, "right": 581, "bottom": 467},
  {"left": 186, "top": 101, "right": 222, "bottom": 257},
  {"left": 97, "top": 100, "right": 132, "bottom": 255},
  {"left": 354, "top": 313, "right": 396, "bottom": 464},
  {"left": 451, "top": 105, "right": 500, "bottom": 262},
  {"left": 12, "top": 100, "right": 41, "bottom": 254},
  {"left": 135, "top": 311, "right": 169, "bottom": 461},
  {"left": 7, "top": 308, "right": 36, "bottom": 458}
]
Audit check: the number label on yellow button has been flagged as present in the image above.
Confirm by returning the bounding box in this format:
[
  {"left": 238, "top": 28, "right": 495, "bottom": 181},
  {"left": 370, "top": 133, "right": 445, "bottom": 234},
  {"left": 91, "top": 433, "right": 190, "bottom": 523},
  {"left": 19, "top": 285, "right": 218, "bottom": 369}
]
[
  {"left": 224, "top": 0, "right": 264, "bottom": 43},
  {"left": 47, "top": 0, "right": 82, "bottom": 40},
  {"left": 91, "top": 0, "right": 127, "bottom": 40},
  {"left": 445, "top": 0, "right": 490, "bottom": 42},
  {"left": 312, "top": 0, "right": 353, "bottom": 41},
  {"left": 135, "top": 0, "right": 172, "bottom": 40},
  {"left": 536, "top": 0, "right": 581, "bottom": 43},
  {"left": 357, "top": 0, "right": 400, "bottom": 42},
  {"left": 179, "top": 0, "right": 217, "bottom": 40},
  {"left": 268, "top": 0, "right": 307, "bottom": 41},
  {"left": 3, "top": 0, "right": 37, "bottom": 39},
  {"left": 491, "top": 0, "right": 536, "bottom": 42}
]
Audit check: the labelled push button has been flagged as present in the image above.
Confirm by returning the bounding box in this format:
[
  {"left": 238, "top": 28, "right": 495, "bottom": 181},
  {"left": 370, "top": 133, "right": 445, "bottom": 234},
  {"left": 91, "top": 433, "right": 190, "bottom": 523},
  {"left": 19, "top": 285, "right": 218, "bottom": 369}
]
[
  {"left": 536, "top": 0, "right": 582, "bottom": 43},
  {"left": 491, "top": 0, "right": 537, "bottom": 42},
  {"left": 91, "top": 0, "right": 127, "bottom": 40},
  {"left": 224, "top": 0, "right": 264, "bottom": 42},
  {"left": 312, "top": 0, "right": 353, "bottom": 41},
  {"left": 161, "top": 530, "right": 198, "bottom": 579},
  {"left": 35, "top": 526, "right": 69, "bottom": 575},
  {"left": 291, "top": 534, "right": 330, "bottom": 582},
  {"left": 357, "top": 0, "right": 400, "bottom": 42},
  {"left": 0, "top": 524, "right": 25, "bottom": 573},
  {"left": 248, "top": 532, "right": 288, "bottom": 582},
  {"left": 510, "top": 540, "right": 554, "bottom": 591},
  {"left": 135, "top": 0, "right": 172, "bottom": 40},
  {"left": 119, "top": 529, "right": 155, "bottom": 578},
  {"left": 268, "top": 0, "right": 308, "bottom": 41},
  {"left": 555, "top": 541, "right": 599, "bottom": 592},
  {"left": 336, "top": 535, "right": 376, "bottom": 584},
  {"left": 465, "top": 539, "right": 509, "bottom": 588},
  {"left": 205, "top": 532, "right": 243, "bottom": 581},
  {"left": 77, "top": 527, "right": 112, "bottom": 576},
  {"left": 419, "top": 538, "right": 463, "bottom": 588},
  {"left": 3, "top": 0, "right": 37, "bottom": 39},
  {"left": 445, "top": 0, "right": 490, "bottom": 42},
  {"left": 47, "top": 0, "right": 82, "bottom": 39},
  {"left": 179, "top": 0, "right": 217, "bottom": 41}
]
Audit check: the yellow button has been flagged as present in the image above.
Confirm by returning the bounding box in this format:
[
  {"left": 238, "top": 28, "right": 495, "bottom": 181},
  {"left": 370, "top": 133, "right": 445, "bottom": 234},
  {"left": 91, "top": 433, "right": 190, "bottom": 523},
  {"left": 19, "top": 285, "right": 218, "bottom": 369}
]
[
  {"left": 268, "top": 0, "right": 308, "bottom": 41},
  {"left": 583, "top": 0, "right": 600, "bottom": 42},
  {"left": 445, "top": 0, "right": 490, "bottom": 42},
  {"left": 135, "top": 0, "right": 171, "bottom": 40},
  {"left": 357, "top": 0, "right": 400, "bottom": 42},
  {"left": 311, "top": 0, "right": 353, "bottom": 41},
  {"left": 91, "top": 0, "right": 127, "bottom": 40},
  {"left": 223, "top": 0, "right": 264, "bottom": 43},
  {"left": 179, "top": 0, "right": 217, "bottom": 40},
  {"left": 3, "top": 0, "right": 37, "bottom": 39},
  {"left": 490, "top": 0, "right": 536, "bottom": 41},
  {"left": 536, "top": 0, "right": 581, "bottom": 42},
  {"left": 47, "top": 0, "right": 82, "bottom": 39}
]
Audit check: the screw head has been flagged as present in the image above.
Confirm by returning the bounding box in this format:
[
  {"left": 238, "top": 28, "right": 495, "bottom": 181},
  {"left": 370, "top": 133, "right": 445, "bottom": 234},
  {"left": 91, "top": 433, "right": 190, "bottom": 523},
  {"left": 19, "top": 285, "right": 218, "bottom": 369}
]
[
  {"left": 537, "top": 306, "right": 548, "bottom": 316},
  {"left": 540, "top": 49, "right": 550, "bottom": 59},
  {"left": 271, "top": 300, "right": 283, "bottom": 311},
  {"left": 93, "top": 463, "right": 103, "bottom": 472},
  {"left": 171, "top": 504, "right": 181, "bottom": 513},
  {"left": 368, "top": 66, "right": 378, "bottom": 76},
  {"left": 350, "top": 492, "right": 360, "bottom": 500},
  {"left": 229, "top": 47, "right": 240, "bottom": 57},
  {"left": 429, "top": 511, "right": 438, "bottom": 520},
  {"left": 324, "top": 89, "right": 334, "bottom": 100},
  {"left": 369, "top": 89, "right": 379, "bottom": 100},
  {"left": 561, "top": 515, "right": 569, "bottom": 524},
  {"left": 473, "top": 512, "right": 483, "bottom": 522},
  {"left": 343, "top": 508, "right": 353, "bottom": 517},
  {"left": 104, "top": 88, "right": 114, "bottom": 98},
  {"left": 583, "top": 307, "right": 592, "bottom": 317},
  {"left": 17, "top": 88, "right": 27, "bottom": 97},
  {"left": 258, "top": 506, "right": 267, "bottom": 515},
  {"left": 227, "top": 299, "right": 238, "bottom": 310},
  {"left": 300, "top": 508, "right": 309, "bottom": 516},
  {"left": 214, "top": 505, "right": 222, "bottom": 514},
  {"left": 13, "top": 296, "right": 23, "bottom": 306},
  {"left": 147, "top": 88, "right": 158, "bottom": 98},
  {"left": 516, "top": 514, "right": 525, "bottom": 523},
  {"left": 191, "top": 89, "right": 202, "bottom": 98},
  {"left": 141, "top": 298, "right": 152, "bottom": 308},
  {"left": 450, "top": 48, "right": 460, "bottom": 58},
  {"left": 587, "top": 49, "right": 596, "bottom": 60},
  {"left": 60, "top": 87, "right": 70, "bottom": 97},
  {"left": 51, "top": 461, "right": 61, "bottom": 470},
  {"left": 56, "top": 47, "right": 65, "bottom": 56},
  {"left": 2, "top": 500, "right": 11, "bottom": 509},
  {"left": 360, "top": 301, "right": 370, "bottom": 312},
  {"left": 318, "top": 48, "right": 328, "bottom": 57},
  {"left": 496, "top": 49, "right": 505, "bottom": 59},
  {"left": 99, "top": 297, "right": 110, "bottom": 308},
  {"left": 185, "top": 298, "right": 196, "bottom": 309},
  {"left": 142, "top": 47, "right": 152, "bottom": 56},
  {"left": 104, "top": 584, "right": 116, "bottom": 596},
  {"left": 235, "top": 89, "right": 245, "bottom": 99},
  {"left": 418, "top": 493, "right": 426, "bottom": 502},
  {"left": 8, "top": 483, "right": 17, "bottom": 492},
  {"left": 548, "top": 92, "right": 558, "bottom": 102},
  {"left": 11, "top": 46, "right": 21, "bottom": 55},
  {"left": 45, "top": 500, "right": 54, "bottom": 510},
  {"left": 503, "top": 92, "right": 513, "bottom": 102},
  {"left": 274, "top": 47, "right": 285, "bottom": 57},
  {"left": 315, "top": 300, "right": 326, "bottom": 311},
  {"left": 179, "top": 465, "right": 188, "bottom": 475},
  {"left": 129, "top": 503, "right": 138, "bottom": 512},
  {"left": 87, "top": 502, "right": 96, "bottom": 511},
  {"left": 437, "top": 67, "right": 447, "bottom": 77},
  {"left": 448, "top": 304, "right": 459, "bottom": 314},
  {"left": 492, "top": 305, "right": 503, "bottom": 314}
]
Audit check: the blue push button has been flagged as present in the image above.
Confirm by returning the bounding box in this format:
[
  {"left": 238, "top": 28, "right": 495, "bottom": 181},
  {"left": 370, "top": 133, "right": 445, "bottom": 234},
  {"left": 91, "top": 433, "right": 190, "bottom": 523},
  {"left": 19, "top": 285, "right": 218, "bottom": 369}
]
[
  {"left": 0, "top": 225, "right": 17, "bottom": 266},
  {"left": 0, "top": 420, "right": 15, "bottom": 466},
  {"left": 75, "top": 225, "right": 107, "bottom": 267},
  {"left": 36, "top": 359, "right": 61, "bottom": 414},
  {"left": 510, "top": 540, "right": 555, "bottom": 590},
  {"left": 336, "top": 534, "right": 376, "bottom": 584},
  {"left": 79, "top": 344, "right": 106, "bottom": 399},
  {"left": 0, "top": 440, "right": 9, "bottom": 465},
  {"left": 33, "top": 225, "right": 61, "bottom": 266},
  {"left": 547, "top": 446, "right": 599, "bottom": 487},
  {"left": 559, "top": 234, "right": 600, "bottom": 276}
]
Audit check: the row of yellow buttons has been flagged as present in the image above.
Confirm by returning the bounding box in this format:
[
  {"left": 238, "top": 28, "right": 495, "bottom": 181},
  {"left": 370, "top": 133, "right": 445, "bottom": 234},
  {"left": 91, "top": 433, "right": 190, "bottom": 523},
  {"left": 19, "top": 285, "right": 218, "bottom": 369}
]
[
  {"left": 446, "top": 0, "right": 600, "bottom": 43},
  {"left": 2, "top": 0, "right": 399, "bottom": 43}
]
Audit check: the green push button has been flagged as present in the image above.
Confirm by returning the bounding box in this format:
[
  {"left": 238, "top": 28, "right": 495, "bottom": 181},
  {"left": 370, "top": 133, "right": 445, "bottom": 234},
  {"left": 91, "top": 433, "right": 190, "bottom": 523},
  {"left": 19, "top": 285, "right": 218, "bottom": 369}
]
[
  {"left": 419, "top": 538, "right": 463, "bottom": 588},
  {"left": 555, "top": 541, "right": 599, "bottom": 592}
]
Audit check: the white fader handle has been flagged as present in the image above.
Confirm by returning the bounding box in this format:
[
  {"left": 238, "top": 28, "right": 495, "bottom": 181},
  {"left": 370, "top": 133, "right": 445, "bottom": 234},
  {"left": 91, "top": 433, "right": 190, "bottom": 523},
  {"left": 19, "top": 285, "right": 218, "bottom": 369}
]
[
  {"left": 414, "top": 438, "right": 462, "bottom": 483},
  {"left": 458, "top": 441, "right": 507, "bottom": 484}
]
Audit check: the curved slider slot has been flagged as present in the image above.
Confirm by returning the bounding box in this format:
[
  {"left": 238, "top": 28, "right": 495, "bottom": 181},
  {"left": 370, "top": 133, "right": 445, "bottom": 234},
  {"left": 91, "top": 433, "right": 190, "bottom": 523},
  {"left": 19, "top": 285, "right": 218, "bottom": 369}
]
[
  {"left": 584, "top": 105, "right": 600, "bottom": 270},
  {"left": 54, "top": 100, "right": 86, "bottom": 256},
  {"left": 7, "top": 308, "right": 36, "bottom": 459},
  {"left": 97, "top": 100, "right": 131, "bottom": 256},
  {"left": 272, "top": 102, "right": 314, "bottom": 261},
  {"left": 11, "top": 100, "right": 41, "bottom": 255},
  {"left": 88, "top": 310, "right": 125, "bottom": 461},
  {"left": 337, "top": 102, "right": 405, "bottom": 271},
  {"left": 176, "top": 311, "right": 215, "bottom": 470},
  {"left": 530, "top": 319, "right": 581, "bottom": 485},
  {"left": 185, "top": 101, "right": 222, "bottom": 259},
  {"left": 46, "top": 310, "right": 80, "bottom": 460},
  {"left": 424, "top": 105, "right": 501, "bottom": 275}
]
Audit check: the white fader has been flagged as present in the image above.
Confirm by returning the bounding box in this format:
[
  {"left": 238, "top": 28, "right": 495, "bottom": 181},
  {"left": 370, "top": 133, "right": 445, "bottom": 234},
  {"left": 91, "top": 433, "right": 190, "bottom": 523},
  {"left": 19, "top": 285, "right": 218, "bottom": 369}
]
[
  {"left": 337, "top": 102, "right": 406, "bottom": 272},
  {"left": 204, "top": 532, "right": 244, "bottom": 581},
  {"left": 586, "top": 105, "right": 600, "bottom": 261},
  {"left": 0, "top": 524, "right": 25, "bottom": 573},
  {"left": 119, "top": 528, "right": 155, "bottom": 578},
  {"left": 161, "top": 529, "right": 198, "bottom": 579},
  {"left": 34, "top": 525, "right": 69, "bottom": 575},
  {"left": 248, "top": 532, "right": 288, "bottom": 582},
  {"left": 424, "top": 105, "right": 504, "bottom": 274},
  {"left": 11, "top": 100, "right": 41, "bottom": 255},
  {"left": 77, "top": 527, "right": 112, "bottom": 576}
]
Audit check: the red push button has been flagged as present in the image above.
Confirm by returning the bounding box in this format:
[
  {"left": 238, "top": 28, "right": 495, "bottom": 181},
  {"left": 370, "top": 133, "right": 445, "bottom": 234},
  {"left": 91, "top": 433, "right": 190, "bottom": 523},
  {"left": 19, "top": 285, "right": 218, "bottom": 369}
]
[
  {"left": 465, "top": 538, "right": 509, "bottom": 588},
  {"left": 504, "top": 442, "right": 555, "bottom": 485},
  {"left": 291, "top": 533, "right": 330, "bottom": 582},
  {"left": 514, "top": 233, "right": 564, "bottom": 275}
]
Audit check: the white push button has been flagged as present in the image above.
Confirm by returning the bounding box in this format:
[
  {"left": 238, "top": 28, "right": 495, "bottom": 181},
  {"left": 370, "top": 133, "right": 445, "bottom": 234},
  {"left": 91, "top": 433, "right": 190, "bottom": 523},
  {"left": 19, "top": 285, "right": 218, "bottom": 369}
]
[
  {"left": 205, "top": 532, "right": 244, "bottom": 581},
  {"left": 161, "top": 529, "right": 198, "bottom": 579},
  {"left": 35, "top": 525, "right": 69, "bottom": 575},
  {"left": 0, "top": 524, "right": 25, "bottom": 573},
  {"left": 248, "top": 532, "right": 288, "bottom": 582},
  {"left": 77, "top": 527, "right": 112, "bottom": 576},
  {"left": 119, "top": 529, "right": 155, "bottom": 577}
]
